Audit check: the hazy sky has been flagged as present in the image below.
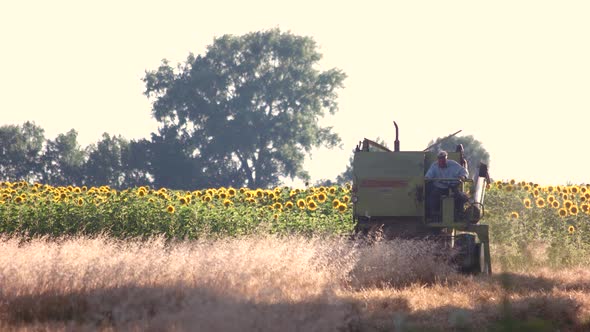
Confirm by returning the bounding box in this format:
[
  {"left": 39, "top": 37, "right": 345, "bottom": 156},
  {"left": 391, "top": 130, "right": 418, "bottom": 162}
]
[{"left": 1, "top": 1, "right": 589, "bottom": 186}]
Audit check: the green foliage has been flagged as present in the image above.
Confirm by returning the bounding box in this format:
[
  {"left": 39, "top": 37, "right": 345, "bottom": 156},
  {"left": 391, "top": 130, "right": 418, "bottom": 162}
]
[
  {"left": 41, "top": 129, "right": 85, "bottom": 186},
  {"left": 0, "top": 121, "right": 45, "bottom": 182},
  {"left": 83, "top": 133, "right": 129, "bottom": 188},
  {"left": 143, "top": 28, "right": 346, "bottom": 188}
]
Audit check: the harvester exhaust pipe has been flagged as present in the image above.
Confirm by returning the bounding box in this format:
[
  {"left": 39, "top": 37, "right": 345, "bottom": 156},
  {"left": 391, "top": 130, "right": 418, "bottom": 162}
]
[{"left": 393, "top": 121, "right": 400, "bottom": 152}]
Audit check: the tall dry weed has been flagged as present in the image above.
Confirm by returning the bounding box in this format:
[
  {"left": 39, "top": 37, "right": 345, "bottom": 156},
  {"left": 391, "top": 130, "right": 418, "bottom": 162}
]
[{"left": 0, "top": 234, "right": 457, "bottom": 331}]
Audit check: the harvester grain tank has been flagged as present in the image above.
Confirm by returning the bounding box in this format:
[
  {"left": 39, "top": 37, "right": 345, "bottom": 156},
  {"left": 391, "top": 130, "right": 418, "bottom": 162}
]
[{"left": 351, "top": 122, "right": 492, "bottom": 274}]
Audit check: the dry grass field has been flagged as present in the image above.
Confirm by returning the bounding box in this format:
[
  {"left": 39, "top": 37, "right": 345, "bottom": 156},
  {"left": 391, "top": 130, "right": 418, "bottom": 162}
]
[{"left": 1, "top": 235, "right": 590, "bottom": 331}]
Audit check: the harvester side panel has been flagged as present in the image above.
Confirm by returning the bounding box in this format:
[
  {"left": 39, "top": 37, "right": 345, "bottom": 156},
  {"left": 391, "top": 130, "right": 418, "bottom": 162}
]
[{"left": 353, "top": 152, "right": 425, "bottom": 217}]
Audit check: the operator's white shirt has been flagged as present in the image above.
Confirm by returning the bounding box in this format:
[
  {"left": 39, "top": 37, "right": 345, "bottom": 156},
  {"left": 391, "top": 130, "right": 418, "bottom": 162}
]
[{"left": 425, "top": 160, "right": 468, "bottom": 189}]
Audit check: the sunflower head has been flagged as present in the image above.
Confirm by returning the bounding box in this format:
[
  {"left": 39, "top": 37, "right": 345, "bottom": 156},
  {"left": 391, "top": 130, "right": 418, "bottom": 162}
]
[
  {"left": 297, "top": 199, "right": 306, "bottom": 209},
  {"left": 535, "top": 198, "right": 545, "bottom": 208},
  {"left": 568, "top": 225, "right": 575, "bottom": 234},
  {"left": 510, "top": 211, "right": 519, "bottom": 219},
  {"left": 558, "top": 208, "right": 568, "bottom": 217},
  {"left": 285, "top": 201, "right": 294, "bottom": 209},
  {"left": 307, "top": 200, "right": 317, "bottom": 211},
  {"left": 337, "top": 203, "right": 347, "bottom": 213},
  {"left": 523, "top": 198, "right": 532, "bottom": 209},
  {"left": 223, "top": 199, "right": 233, "bottom": 207},
  {"left": 166, "top": 205, "right": 175, "bottom": 214}
]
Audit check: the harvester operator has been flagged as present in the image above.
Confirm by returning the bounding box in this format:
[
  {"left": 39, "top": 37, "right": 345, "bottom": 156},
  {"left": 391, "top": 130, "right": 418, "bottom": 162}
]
[{"left": 425, "top": 150, "right": 469, "bottom": 221}]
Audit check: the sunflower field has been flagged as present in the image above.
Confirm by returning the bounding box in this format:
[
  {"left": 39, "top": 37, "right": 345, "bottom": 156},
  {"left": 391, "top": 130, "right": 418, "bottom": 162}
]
[
  {"left": 483, "top": 180, "right": 590, "bottom": 268},
  {"left": 0, "top": 181, "right": 354, "bottom": 239},
  {"left": 1, "top": 179, "right": 590, "bottom": 267}
]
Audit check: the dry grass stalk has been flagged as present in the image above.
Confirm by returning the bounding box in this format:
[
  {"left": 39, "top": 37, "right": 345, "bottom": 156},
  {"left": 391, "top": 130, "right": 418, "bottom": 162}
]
[{"left": 1, "top": 235, "right": 590, "bottom": 331}]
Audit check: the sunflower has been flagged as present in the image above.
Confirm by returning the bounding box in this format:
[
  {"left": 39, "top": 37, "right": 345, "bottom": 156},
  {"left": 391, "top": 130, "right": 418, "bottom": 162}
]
[
  {"left": 307, "top": 200, "right": 318, "bottom": 211},
  {"left": 317, "top": 192, "right": 327, "bottom": 203},
  {"left": 14, "top": 196, "right": 23, "bottom": 204},
  {"left": 568, "top": 225, "right": 575, "bottom": 234},
  {"left": 285, "top": 201, "right": 294, "bottom": 209},
  {"left": 272, "top": 213, "right": 280, "bottom": 220},
  {"left": 510, "top": 211, "right": 519, "bottom": 219},
  {"left": 564, "top": 200, "right": 573, "bottom": 209},
  {"left": 581, "top": 203, "right": 589, "bottom": 213},
  {"left": 551, "top": 200, "right": 560, "bottom": 208},
  {"left": 547, "top": 195, "right": 555, "bottom": 203},
  {"left": 535, "top": 198, "right": 545, "bottom": 208},
  {"left": 569, "top": 205, "right": 579, "bottom": 216},
  {"left": 166, "top": 205, "right": 175, "bottom": 214},
  {"left": 179, "top": 197, "right": 188, "bottom": 205},
  {"left": 341, "top": 195, "right": 350, "bottom": 203},
  {"left": 332, "top": 199, "right": 341, "bottom": 208},
  {"left": 533, "top": 189, "right": 540, "bottom": 197},
  {"left": 219, "top": 192, "right": 228, "bottom": 200},
  {"left": 202, "top": 195, "right": 212, "bottom": 203},
  {"left": 297, "top": 199, "right": 306, "bottom": 209},
  {"left": 523, "top": 198, "right": 532, "bottom": 209},
  {"left": 273, "top": 202, "right": 283, "bottom": 210},
  {"left": 223, "top": 199, "right": 233, "bottom": 207},
  {"left": 571, "top": 186, "right": 580, "bottom": 194},
  {"left": 228, "top": 188, "right": 237, "bottom": 197},
  {"left": 137, "top": 189, "right": 147, "bottom": 197},
  {"left": 77, "top": 198, "right": 84, "bottom": 206},
  {"left": 337, "top": 203, "right": 347, "bottom": 213},
  {"left": 558, "top": 208, "right": 568, "bottom": 217}
]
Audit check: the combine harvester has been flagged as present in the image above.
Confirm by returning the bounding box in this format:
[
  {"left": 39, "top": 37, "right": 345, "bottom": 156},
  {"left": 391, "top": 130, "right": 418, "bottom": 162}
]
[{"left": 351, "top": 122, "right": 492, "bottom": 274}]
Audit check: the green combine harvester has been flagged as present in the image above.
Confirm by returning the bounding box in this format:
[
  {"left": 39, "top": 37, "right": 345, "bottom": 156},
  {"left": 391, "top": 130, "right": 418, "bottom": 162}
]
[{"left": 351, "top": 122, "right": 492, "bottom": 274}]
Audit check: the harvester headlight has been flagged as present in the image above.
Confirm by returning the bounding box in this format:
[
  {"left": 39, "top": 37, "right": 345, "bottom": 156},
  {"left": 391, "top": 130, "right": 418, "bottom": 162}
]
[{"left": 351, "top": 195, "right": 358, "bottom": 203}]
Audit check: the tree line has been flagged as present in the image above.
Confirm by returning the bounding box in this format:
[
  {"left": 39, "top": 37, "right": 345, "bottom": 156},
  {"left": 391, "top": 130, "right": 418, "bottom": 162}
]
[
  {"left": 1, "top": 29, "right": 490, "bottom": 190},
  {"left": 1, "top": 29, "right": 346, "bottom": 190}
]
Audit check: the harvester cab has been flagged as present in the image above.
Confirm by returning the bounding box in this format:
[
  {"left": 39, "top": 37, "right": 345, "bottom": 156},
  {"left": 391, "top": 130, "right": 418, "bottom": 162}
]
[{"left": 351, "top": 122, "right": 492, "bottom": 274}]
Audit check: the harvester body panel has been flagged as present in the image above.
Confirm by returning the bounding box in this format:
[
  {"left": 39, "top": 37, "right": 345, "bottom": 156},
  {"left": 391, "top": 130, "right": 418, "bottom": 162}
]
[{"left": 351, "top": 128, "right": 492, "bottom": 274}]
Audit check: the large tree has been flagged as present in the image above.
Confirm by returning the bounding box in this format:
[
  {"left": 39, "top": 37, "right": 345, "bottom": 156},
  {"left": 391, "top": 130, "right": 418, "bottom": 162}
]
[
  {"left": 143, "top": 28, "right": 346, "bottom": 188},
  {"left": 425, "top": 135, "right": 490, "bottom": 178},
  {"left": 83, "top": 133, "right": 129, "bottom": 188},
  {"left": 0, "top": 121, "right": 45, "bottom": 182},
  {"left": 41, "top": 129, "right": 86, "bottom": 186}
]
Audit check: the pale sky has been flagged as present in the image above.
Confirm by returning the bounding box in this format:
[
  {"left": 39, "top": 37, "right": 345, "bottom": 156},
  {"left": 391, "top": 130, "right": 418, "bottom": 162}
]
[{"left": 1, "top": 1, "right": 589, "bottom": 186}]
